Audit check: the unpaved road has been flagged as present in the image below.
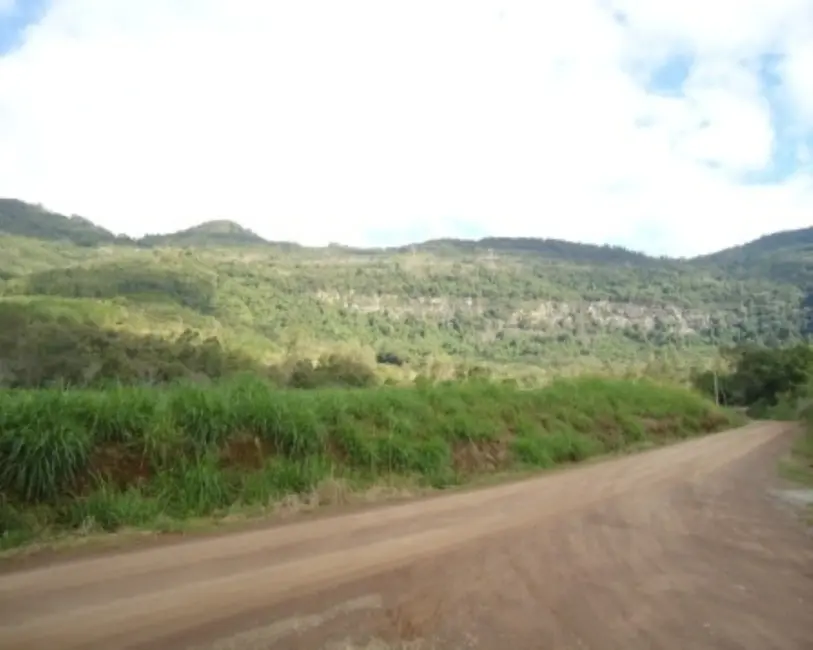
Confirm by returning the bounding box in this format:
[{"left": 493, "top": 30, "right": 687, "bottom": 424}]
[{"left": 1, "top": 422, "right": 812, "bottom": 649}]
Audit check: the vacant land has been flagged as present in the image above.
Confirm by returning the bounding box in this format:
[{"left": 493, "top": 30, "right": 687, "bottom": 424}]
[{"left": 0, "top": 421, "right": 811, "bottom": 649}]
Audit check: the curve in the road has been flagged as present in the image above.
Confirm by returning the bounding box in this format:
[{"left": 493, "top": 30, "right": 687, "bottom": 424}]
[{"left": 0, "top": 422, "right": 811, "bottom": 650}]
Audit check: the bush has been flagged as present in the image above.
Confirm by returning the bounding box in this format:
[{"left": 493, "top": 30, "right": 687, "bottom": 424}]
[{"left": 287, "top": 354, "right": 378, "bottom": 389}]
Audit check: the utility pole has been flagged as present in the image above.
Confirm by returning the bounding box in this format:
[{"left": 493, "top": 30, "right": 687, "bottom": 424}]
[{"left": 713, "top": 369, "right": 719, "bottom": 406}]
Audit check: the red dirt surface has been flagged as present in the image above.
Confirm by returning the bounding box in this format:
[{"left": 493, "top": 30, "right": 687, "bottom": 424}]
[{"left": 0, "top": 422, "right": 811, "bottom": 649}]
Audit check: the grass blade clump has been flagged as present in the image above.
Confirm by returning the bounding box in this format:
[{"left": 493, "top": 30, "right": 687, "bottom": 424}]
[
  {"left": 239, "top": 457, "right": 333, "bottom": 505},
  {"left": 168, "top": 384, "right": 234, "bottom": 450},
  {"left": 152, "top": 453, "right": 239, "bottom": 518},
  {"left": 61, "top": 482, "right": 164, "bottom": 532},
  {"left": 252, "top": 391, "right": 328, "bottom": 458},
  {"left": 0, "top": 390, "right": 92, "bottom": 503},
  {"left": 80, "top": 385, "right": 159, "bottom": 444}
]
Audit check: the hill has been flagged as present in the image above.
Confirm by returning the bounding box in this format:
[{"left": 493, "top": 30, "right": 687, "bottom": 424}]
[
  {"left": 139, "top": 220, "right": 269, "bottom": 248},
  {"left": 700, "top": 226, "right": 813, "bottom": 263},
  {"left": 695, "top": 226, "right": 813, "bottom": 289},
  {"left": 0, "top": 199, "right": 811, "bottom": 388},
  {"left": 408, "top": 236, "right": 665, "bottom": 267},
  {"left": 0, "top": 201, "right": 269, "bottom": 249},
  {"left": 0, "top": 199, "right": 125, "bottom": 247}
]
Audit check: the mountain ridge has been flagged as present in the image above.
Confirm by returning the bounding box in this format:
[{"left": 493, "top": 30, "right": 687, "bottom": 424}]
[
  {"left": 3, "top": 198, "right": 811, "bottom": 262},
  {"left": 1, "top": 196, "right": 811, "bottom": 388}
]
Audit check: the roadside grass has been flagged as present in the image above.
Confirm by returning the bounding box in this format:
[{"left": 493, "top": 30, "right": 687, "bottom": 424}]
[
  {"left": 772, "top": 400, "right": 813, "bottom": 528},
  {"left": 779, "top": 401, "right": 813, "bottom": 486},
  {"left": 0, "top": 376, "right": 738, "bottom": 551},
  {"left": 779, "top": 433, "right": 813, "bottom": 486}
]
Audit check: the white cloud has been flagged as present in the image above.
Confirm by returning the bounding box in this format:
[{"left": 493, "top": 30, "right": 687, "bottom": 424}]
[
  {"left": 782, "top": 37, "right": 813, "bottom": 125},
  {"left": 672, "top": 59, "right": 776, "bottom": 172},
  {"left": 0, "top": 0, "right": 811, "bottom": 256}
]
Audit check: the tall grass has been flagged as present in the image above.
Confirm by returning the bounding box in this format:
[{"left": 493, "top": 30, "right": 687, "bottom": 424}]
[
  {"left": 791, "top": 400, "right": 813, "bottom": 485},
  {"left": 0, "top": 376, "right": 737, "bottom": 548}
]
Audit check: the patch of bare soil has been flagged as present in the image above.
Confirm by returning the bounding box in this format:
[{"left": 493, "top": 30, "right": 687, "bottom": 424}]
[{"left": 0, "top": 422, "right": 811, "bottom": 650}]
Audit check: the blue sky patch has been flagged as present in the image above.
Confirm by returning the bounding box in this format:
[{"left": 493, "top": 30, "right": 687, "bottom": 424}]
[
  {"left": 744, "top": 53, "right": 806, "bottom": 184},
  {"left": 0, "top": 0, "right": 47, "bottom": 56},
  {"left": 646, "top": 53, "right": 694, "bottom": 96},
  {"left": 645, "top": 50, "right": 808, "bottom": 184}
]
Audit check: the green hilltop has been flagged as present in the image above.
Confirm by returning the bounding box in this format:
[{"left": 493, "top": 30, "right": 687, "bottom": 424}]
[
  {"left": 0, "top": 197, "right": 811, "bottom": 388},
  {"left": 139, "top": 219, "right": 270, "bottom": 248},
  {"left": 0, "top": 198, "right": 126, "bottom": 247}
]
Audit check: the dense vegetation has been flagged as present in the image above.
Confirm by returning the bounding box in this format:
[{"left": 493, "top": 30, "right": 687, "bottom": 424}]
[
  {"left": 695, "top": 226, "right": 813, "bottom": 290},
  {"left": 6, "top": 198, "right": 810, "bottom": 549},
  {"left": 138, "top": 220, "right": 272, "bottom": 248},
  {"left": 0, "top": 377, "right": 737, "bottom": 548},
  {"left": 692, "top": 343, "right": 813, "bottom": 415},
  {"left": 0, "top": 199, "right": 811, "bottom": 387},
  {"left": 693, "top": 343, "right": 813, "bottom": 498}
]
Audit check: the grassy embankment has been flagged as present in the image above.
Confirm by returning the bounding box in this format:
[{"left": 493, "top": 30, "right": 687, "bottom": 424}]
[
  {"left": 800, "top": 407, "right": 813, "bottom": 483},
  {"left": 0, "top": 377, "right": 739, "bottom": 550},
  {"left": 779, "top": 401, "right": 813, "bottom": 488}
]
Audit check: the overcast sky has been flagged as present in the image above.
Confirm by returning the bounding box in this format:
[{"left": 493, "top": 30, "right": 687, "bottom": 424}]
[{"left": 0, "top": 0, "right": 811, "bottom": 256}]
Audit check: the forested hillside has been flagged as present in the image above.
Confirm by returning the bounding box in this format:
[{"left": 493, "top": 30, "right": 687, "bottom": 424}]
[
  {"left": 0, "top": 199, "right": 127, "bottom": 247},
  {"left": 696, "top": 226, "right": 813, "bottom": 288},
  {"left": 0, "top": 198, "right": 811, "bottom": 388}
]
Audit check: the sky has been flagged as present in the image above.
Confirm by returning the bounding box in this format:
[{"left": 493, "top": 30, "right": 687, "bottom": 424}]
[{"left": 0, "top": 0, "right": 811, "bottom": 257}]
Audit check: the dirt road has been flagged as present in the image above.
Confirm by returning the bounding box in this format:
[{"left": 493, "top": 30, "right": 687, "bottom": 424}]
[{"left": 1, "top": 422, "right": 812, "bottom": 650}]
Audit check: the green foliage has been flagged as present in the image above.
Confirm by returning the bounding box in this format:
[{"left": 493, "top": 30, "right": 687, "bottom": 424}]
[
  {"left": 0, "top": 200, "right": 267, "bottom": 249},
  {"left": 4, "top": 261, "right": 217, "bottom": 312},
  {"left": 0, "top": 199, "right": 126, "bottom": 247},
  {"left": 0, "top": 300, "right": 259, "bottom": 387},
  {"left": 0, "top": 300, "right": 387, "bottom": 389},
  {"left": 139, "top": 220, "right": 270, "bottom": 248},
  {"left": 777, "top": 399, "right": 813, "bottom": 490},
  {"left": 693, "top": 344, "right": 813, "bottom": 414},
  {"left": 0, "top": 200, "right": 801, "bottom": 550},
  {"left": 1, "top": 199, "right": 812, "bottom": 389},
  {"left": 697, "top": 226, "right": 813, "bottom": 292},
  {"left": 408, "top": 236, "right": 664, "bottom": 266},
  {"left": 287, "top": 354, "right": 379, "bottom": 389},
  {"left": 0, "top": 378, "right": 735, "bottom": 546}
]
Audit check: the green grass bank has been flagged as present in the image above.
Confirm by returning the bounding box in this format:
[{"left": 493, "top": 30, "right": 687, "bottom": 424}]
[
  {"left": 788, "top": 402, "right": 813, "bottom": 485},
  {"left": 0, "top": 377, "right": 738, "bottom": 549}
]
